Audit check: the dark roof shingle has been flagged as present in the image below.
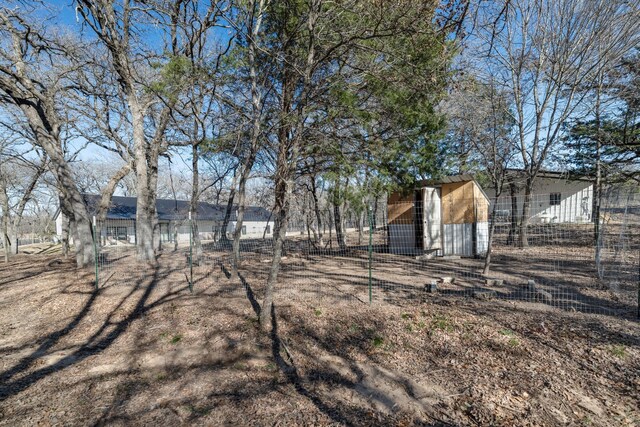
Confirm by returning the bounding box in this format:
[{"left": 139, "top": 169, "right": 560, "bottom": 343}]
[{"left": 81, "top": 194, "right": 271, "bottom": 222}]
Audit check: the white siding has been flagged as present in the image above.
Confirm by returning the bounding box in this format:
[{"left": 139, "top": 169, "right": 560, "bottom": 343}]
[
  {"left": 476, "top": 221, "right": 489, "bottom": 256},
  {"left": 487, "top": 178, "right": 593, "bottom": 223},
  {"left": 173, "top": 220, "right": 273, "bottom": 242},
  {"left": 443, "top": 223, "right": 474, "bottom": 256},
  {"left": 422, "top": 187, "right": 442, "bottom": 253},
  {"left": 55, "top": 213, "right": 63, "bottom": 236}
]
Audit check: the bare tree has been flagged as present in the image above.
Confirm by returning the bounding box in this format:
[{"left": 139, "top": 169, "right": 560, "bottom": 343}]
[
  {"left": 0, "top": 7, "right": 95, "bottom": 266},
  {"left": 76, "top": 0, "right": 200, "bottom": 262},
  {"left": 477, "top": 0, "right": 640, "bottom": 246}
]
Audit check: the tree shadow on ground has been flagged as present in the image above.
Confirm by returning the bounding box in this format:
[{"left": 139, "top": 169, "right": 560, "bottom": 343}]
[
  {"left": 231, "top": 270, "right": 454, "bottom": 426},
  {"left": 0, "top": 262, "right": 192, "bottom": 401}
]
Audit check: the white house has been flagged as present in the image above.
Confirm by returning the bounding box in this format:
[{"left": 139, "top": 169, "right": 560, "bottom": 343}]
[
  {"left": 54, "top": 195, "right": 273, "bottom": 245},
  {"left": 484, "top": 170, "right": 594, "bottom": 224}
]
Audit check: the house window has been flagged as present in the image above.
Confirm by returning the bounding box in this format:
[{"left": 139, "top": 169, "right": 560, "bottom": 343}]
[
  {"left": 158, "top": 223, "right": 172, "bottom": 242},
  {"left": 106, "top": 226, "right": 127, "bottom": 241},
  {"left": 550, "top": 193, "right": 561, "bottom": 206},
  {"left": 242, "top": 225, "right": 247, "bottom": 235},
  {"left": 265, "top": 225, "right": 271, "bottom": 234}
]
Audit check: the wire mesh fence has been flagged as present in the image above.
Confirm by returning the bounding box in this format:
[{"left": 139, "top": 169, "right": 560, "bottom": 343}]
[{"left": 83, "top": 189, "right": 640, "bottom": 318}]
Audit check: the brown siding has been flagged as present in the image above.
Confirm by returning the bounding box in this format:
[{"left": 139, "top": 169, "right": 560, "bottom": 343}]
[
  {"left": 474, "top": 183, "right": 490, "bottom": 222},
  {"left": 441, "top": 181, "right": 476, "bottom": 224},
  {"left": 388, "top": 191, "right": 414, "bottom": 225}
]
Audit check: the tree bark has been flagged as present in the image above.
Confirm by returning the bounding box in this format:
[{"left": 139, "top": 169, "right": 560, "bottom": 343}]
[
  {"left": 190, "top": 143, "right": 202, "bottom": 260},
  {"left": 310, "top": 175, "right": 323, "bottom": 246},
  {"left": 517, "top": 179, "right": 532, "bottom": 248},
  {"left": 333, "top": 197, "right": 346, "bottom": 252},
  {"left": 61, "top": 211, "right": 70, "bottom": 258},
  {"left": 231, "top": 154, "right": 256, "bottom": 272},
  {"left": 0, "top": 175, "right": 9, "bottom": 263},
  {"left": 259, "top": 150, "right": 291, "bottom": 329},
  {"left": 96, "top": 163, "right": 132, "bottom": 223},
  {"left": 130, "top": 103, "right": 158, "bottom": 263},
  {"left": 506, "top": 182, "right": 519, "bottom": 246},
  {"left": 220, "top": 168, "right": 239, "bottom": 244},
  {"left": 232, "top": 0, "right": 266, "bottom": 273},
  {"left": 483, "top": 185, "right": 503, "bottom": 275},
  {"left": 593, "top": 77, "right": 603, "bottom": 277},
  {"left": 47, "top": 144, "right": 94, "bottom": 267}
]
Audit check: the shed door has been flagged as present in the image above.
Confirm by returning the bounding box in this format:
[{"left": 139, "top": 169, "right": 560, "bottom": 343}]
[{"left": 423, "top": 187, "right": 442, "bottom": 253}]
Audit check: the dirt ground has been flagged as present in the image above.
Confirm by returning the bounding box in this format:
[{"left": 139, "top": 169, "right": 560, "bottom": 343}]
[{"left": 0, "top": 248, "right": 639, "bottom": 426}]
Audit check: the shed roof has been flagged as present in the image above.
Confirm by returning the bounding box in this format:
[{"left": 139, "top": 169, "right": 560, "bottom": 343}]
[
  {"left": 417, "top": 174, "right": 477, "bottom": 186},
  {"left": 415, "top": 174, "right": 490, "bottom": 202},
  {"left": 78, "top": 194, "right": 271, "bottom": 222}
]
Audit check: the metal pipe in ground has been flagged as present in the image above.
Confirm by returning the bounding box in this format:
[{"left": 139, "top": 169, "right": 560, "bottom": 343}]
[
  {"left": 93, "top": 216, "right": 98, "bottom": 290},
  {"left": 188, "top": 212, "right": 193, "bottom": 293},
  {"left": 368, "top": 205, "right": 373, "bottom": 305}
]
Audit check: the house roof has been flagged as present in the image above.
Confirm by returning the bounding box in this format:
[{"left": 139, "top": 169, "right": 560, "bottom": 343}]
[
  {"left": 78, "top": 194, "right": 271, "bottom": 222},
  {"left": 503, "top": 168, "right": 594, "bottom": 182}
]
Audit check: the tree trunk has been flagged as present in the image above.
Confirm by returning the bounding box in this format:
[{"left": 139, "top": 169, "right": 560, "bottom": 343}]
[
  {"left": 232, "top": 0, "right": 265, "bottom": 272},
  {"left": 593, "top": 80, "right": 603, "bottom": 277},
  {"left": 0, "top": 177, "right": 9, "bottom": 263},
  {"left": 131, "top": 105, "right": 158, "bottom": 263},
  {"left": 483, "top": 186, "right": 503, "bottom": 275},
  {"left": 306, "top": 195, "right": 318, "bottom": 244},
  {"left": 259, "top": 161, "right": 291, "bottom": 330},
  {"left": 231, "top": 155, "right": 256, "bottom": 273},
  {"left": 190, "top": 144, "right": 202, "bottom": 260},
  {"left": 333, "top": 199, "right": 346, "bottom": 252},
  {"left": 57, "top": 173, "right": 94, "bottom": 267},
  {"left": 97, "top": 163, "right": 132, "bottom": 222},
  {"left": 61, "top": 213, "right": 70, "bottom": 258},
  {"left": 372, "top": 197, "right": 378, "bottom": 230},
  {"left": 135, "top": 192, "right": 157, "bottom": 262},
  {"left": 517, "top": 179, "right": 532, "bottom": 248},
  {"left": 220, "top": 168, "right": 240, "bottom": 245},
  {"left": 310, "top": 175, "right": 323, "bottom": 246},
  {"left": 506, "top": 183, "right": 518, "bottom": 246}
]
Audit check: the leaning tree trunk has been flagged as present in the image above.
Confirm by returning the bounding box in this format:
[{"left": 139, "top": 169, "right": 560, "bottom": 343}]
[
  {"left": 259, "top": 148, "right": 292, "bottom": 330},
  {"left": 96, "top": 163, "right": 132, "bottom": 223},
  {"left": 233, "top": 6, "right": 264, "bottom": 273},
  {"left": 220, "top": 168, "right": 240, "bottom": 245},
  {"left": 51, "top": 163, "right": 94, "bottom": 267},
  {"left": 23, "top": 116, "right": 93, "bottom": 266},
  {"left": 232, "top": 153, "right": 257, "bottom": 273}
]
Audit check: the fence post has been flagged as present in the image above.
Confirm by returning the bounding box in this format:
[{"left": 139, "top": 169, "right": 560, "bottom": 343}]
[
  {"left": 93, "top": 216, "right": 98, "bottom": 290},
  {"left": 188, "top": 212, "right": 193, "bottom": 293},
  {"left": 368, "top": 205, "right": 373, "bottom": 304}
]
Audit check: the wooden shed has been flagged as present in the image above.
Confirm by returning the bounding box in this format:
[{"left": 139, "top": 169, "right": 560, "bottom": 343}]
[{"left": 387, "top": 175, "right": 489, "bottom": 257}]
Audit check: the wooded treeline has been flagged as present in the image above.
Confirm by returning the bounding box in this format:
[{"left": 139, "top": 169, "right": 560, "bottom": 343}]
[{"left": 0, "top": 0, "right": 638, "bottom": 327}]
